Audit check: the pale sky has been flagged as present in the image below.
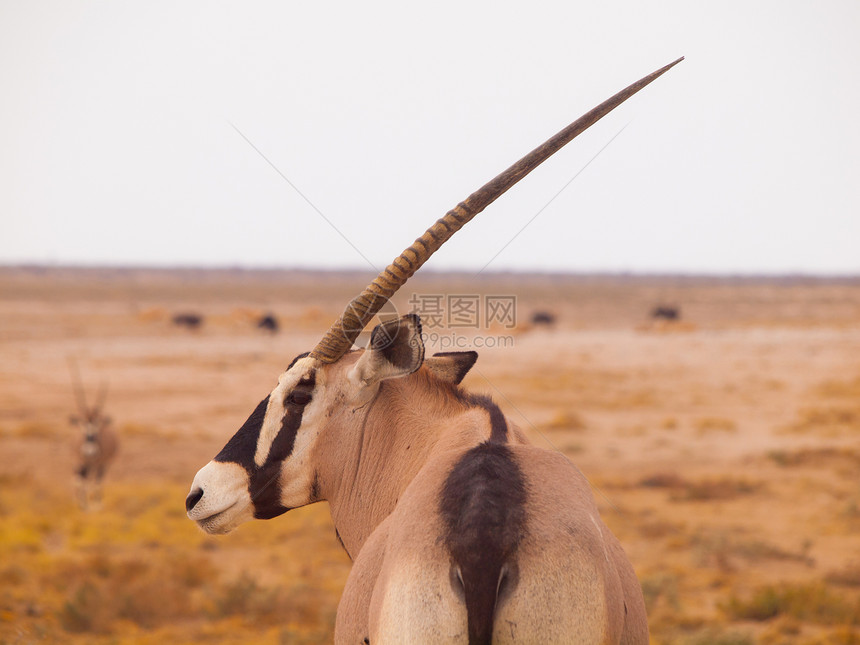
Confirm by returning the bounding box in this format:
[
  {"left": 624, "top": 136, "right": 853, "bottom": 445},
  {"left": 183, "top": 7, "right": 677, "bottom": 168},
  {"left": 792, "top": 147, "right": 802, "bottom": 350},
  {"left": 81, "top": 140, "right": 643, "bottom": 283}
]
[{"left": 1, "top": 1, "right": 858, "bottom": 274}]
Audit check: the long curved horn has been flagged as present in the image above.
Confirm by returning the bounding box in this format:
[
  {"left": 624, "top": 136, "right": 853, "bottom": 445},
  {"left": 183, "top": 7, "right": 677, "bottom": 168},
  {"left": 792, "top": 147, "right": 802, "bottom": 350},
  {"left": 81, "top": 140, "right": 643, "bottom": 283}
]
[
  {"left": 67, "top": 357, "right": 90, "bottom": 415},
  {"left": 93, "top": 381, "right": 109, "bottom": 415},
  {"left": 310, "top": 57, "right": 683, "bottom": 363}
]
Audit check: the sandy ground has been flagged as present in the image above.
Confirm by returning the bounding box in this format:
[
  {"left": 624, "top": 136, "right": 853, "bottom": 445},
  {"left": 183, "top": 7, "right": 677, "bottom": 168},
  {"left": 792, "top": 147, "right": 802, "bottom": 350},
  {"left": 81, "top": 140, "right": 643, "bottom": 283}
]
[{"left": 2, "top": 266, "right": 860, "bottom": 643}]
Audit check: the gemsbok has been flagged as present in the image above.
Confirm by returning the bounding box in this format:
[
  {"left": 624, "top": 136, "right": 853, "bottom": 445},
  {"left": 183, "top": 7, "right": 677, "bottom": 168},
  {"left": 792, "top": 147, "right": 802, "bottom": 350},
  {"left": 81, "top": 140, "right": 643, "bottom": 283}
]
[
  {"left": 187, "top": 58, "right": 683, "bottom": 644},
  {"left": 68, "top": 362, "right": 119, "bottom": 510}
]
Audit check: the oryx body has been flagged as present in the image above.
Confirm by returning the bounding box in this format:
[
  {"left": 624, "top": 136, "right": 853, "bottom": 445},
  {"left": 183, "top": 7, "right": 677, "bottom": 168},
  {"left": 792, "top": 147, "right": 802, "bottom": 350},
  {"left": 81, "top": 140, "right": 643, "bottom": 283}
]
[
  {"left": 73, "top": 412, "right": 119, "bottom": 509},
  {"left": 188, "top": 58, "right": 683, "bottom": 644},
  {"left": 68, "top": 366, "right": 118, "bottom": 510},
  {"left": 189, "top": 321, "right": 647, "bottom": 643}
]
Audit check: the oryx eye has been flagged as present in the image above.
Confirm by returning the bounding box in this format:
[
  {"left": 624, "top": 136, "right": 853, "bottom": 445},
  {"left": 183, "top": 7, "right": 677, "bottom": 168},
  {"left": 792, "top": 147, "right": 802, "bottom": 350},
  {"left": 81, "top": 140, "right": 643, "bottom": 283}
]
[{"left": 286, "top": 389, "right": 312, "bottom": 407}]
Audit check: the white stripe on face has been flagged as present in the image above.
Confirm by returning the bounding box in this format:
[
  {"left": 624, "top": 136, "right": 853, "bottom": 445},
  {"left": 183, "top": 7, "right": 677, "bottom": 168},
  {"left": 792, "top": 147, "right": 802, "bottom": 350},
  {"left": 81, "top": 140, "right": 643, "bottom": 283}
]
[{"left": 253, "top": 356, "right": 317, "bottom": 468}]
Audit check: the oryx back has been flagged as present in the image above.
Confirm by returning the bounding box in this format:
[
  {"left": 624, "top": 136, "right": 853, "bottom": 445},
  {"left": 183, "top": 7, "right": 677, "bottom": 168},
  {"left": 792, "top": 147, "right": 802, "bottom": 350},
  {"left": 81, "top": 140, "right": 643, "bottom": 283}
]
[{"left": 357, "top": 418, "right": 645, "bottom": 644}]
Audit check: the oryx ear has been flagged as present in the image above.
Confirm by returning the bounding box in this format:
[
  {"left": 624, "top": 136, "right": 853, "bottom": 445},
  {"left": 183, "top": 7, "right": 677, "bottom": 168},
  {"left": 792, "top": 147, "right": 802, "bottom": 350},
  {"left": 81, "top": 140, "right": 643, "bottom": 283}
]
[
  {"left": 425, "top": 351, "right": 478, "bottom": 385},
  {"left": 351, "top": 315, "right": 425, "bottom": 386}
]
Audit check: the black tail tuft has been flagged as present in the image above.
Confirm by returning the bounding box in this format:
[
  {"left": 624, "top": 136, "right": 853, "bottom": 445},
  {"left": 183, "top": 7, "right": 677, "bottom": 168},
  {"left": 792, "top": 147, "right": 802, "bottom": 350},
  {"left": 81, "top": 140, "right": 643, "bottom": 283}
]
[{"left": 439, "top": 443, "right": 527, "bottom": 644}]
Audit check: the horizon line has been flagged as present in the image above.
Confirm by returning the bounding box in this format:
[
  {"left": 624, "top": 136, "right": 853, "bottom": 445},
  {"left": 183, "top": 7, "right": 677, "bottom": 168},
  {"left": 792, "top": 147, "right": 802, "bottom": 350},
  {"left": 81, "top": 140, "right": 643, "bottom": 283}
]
[{"left": 1, "top": 262, "right": 859, "bottom": 282}]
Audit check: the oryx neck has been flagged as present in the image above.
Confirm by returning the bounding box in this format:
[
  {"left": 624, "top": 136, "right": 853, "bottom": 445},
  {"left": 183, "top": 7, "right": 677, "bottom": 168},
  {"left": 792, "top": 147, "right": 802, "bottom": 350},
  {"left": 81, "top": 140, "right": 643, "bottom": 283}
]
[{"left": 323, "top": 371, "right": 509, "bottom": 558}]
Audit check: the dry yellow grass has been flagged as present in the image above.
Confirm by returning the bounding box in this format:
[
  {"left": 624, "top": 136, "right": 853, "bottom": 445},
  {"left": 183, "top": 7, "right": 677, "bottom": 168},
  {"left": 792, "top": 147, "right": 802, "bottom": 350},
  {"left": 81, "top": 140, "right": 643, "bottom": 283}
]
[
  {"left": 0, "top": 477, "right": 349, "bottom": 644},
  {"left": 2, "top": 267, "right": 860, "bottom": 644}
]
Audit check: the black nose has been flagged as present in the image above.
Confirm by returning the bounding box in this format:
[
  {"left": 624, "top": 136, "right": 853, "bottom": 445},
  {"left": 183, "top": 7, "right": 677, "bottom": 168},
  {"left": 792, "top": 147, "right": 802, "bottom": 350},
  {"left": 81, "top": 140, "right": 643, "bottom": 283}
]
[{"left": 186, "top": 487, "right": 204, "bottom": 512}]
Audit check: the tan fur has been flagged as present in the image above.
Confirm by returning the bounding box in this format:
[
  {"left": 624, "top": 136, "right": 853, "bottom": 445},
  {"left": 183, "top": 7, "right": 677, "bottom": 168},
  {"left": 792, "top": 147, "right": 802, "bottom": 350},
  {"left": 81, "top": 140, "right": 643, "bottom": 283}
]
[
  {"left": 189, "top": 339, "right": 647, "bottom": 643},
  {"left": 306, "top": 356, "right": 647, "bottom": 644},
  {"left": 71, "top": 413, "right": 118, "bottom": 511}
]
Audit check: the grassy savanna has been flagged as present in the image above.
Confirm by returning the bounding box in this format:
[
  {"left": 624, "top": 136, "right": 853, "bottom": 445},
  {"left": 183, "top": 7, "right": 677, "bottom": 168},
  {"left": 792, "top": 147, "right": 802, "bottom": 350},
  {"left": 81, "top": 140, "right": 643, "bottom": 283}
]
[
  {"left": 0, "top": 478, "right": 348, "bottom": 644},
  {"left": 2, "top": 267, "right": 860, "bottom": 644}
]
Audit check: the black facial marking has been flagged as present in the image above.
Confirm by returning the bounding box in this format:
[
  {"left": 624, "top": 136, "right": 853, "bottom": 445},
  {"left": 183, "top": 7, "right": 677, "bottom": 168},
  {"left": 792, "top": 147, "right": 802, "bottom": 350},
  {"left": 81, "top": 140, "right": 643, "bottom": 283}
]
[
  {"left": 250, "top": 371, "right": 317, "bottom": 519},
  {"left": 214, "top": 395, "right": 291, "bottom": 519},
  {"left": 249, "top": 466, "right": 291, "bottom": 519},
  {"left": 267, "top": 372, "right": 316, "bottom": 465},
  {"left": 214, "top": 395, "right": 270, "bottom": 469},
  {"left": 213, "top": 365, "right": 317, "bottom": 521},
  {"left": 246, "top": 403, "right": 301, "bottom": 520},
  {"left": 439, "top": 443, "right": 527, "bottom": 645}
]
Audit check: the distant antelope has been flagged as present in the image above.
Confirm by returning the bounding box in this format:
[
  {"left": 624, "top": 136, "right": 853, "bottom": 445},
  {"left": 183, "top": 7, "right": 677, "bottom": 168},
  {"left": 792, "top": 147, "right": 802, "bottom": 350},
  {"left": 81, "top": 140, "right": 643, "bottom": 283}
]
[
  {"left": 172, "top": 312, "right": 204, "bottom": 329},
  {"left": 68, "top": 362, "right": 118, "bottom": 510},
  {"left": 187, "top": 58, "right": 682, "bottom": 644},
  {"left": 530, "top": 310, "right": 557, "bottom": 327},
  {"left": 257, "top": 312, "right": 280, "bottom": 333},
  {"left": 651, "top": 305, "right": 681, "bottom": 321}
]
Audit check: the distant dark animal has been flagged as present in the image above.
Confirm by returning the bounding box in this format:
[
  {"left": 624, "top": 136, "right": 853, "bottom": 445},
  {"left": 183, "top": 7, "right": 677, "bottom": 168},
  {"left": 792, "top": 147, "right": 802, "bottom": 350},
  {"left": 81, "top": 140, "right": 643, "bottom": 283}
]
[
  {"left": 531, "top": 310, "right": 557, "bottom": 326},
  {"left": 68, "top": 361, "right": 118, "bottom": 511},
  {"left": 172, "top": 313, "right": 204, "bottom": 329},
  {"left": 257, "top": 313, "right": 279, "bottom": 333},
  {"left": 651, "top": 305, "right": 681, "bottom": 321}
]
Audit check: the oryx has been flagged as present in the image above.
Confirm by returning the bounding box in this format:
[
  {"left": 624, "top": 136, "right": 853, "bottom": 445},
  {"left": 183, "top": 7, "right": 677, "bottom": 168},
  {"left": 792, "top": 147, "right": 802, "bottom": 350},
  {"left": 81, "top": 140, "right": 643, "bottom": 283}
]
[
  {"left": 187, "top": 58, "right": 682, "bottom": 644},
  {"left": 68, "top": 362, "right": 119, "bottom": 510}
]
